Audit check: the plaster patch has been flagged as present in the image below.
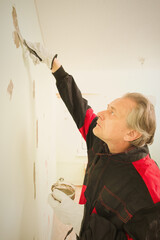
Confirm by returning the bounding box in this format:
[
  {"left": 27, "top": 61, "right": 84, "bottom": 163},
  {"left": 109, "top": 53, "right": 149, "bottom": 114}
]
[{"left": 7, "top": 80, "right": 14, "bottom": 100}]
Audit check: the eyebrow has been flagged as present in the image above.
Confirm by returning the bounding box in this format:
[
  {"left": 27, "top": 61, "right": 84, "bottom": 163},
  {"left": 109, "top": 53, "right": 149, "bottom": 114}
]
[{"left": 108, "top": 104, "right": 117, "bottom": 113}]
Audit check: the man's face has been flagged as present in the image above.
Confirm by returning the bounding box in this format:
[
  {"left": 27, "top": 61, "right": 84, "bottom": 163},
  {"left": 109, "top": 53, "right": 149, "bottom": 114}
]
[{"left": 93, "top": 97, "right": 136, "bottom": 145}]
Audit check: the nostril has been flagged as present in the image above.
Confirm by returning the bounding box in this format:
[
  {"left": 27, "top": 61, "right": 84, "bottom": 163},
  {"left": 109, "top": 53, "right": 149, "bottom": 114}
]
[
  {"left": 97, "top": 115, "right": 102, "bottom": 120},
  {"left": 97, "top": 113, "right": 104, "bottom": 121}
]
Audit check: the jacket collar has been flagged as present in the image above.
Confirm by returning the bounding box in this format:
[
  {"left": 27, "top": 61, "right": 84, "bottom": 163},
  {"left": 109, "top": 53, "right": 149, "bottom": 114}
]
[{"left": 98, "top": 144, "right": 150, "bottom": 163}]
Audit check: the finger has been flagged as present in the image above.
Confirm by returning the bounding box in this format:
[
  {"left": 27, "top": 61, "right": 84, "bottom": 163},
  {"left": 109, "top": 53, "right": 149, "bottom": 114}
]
[
  {"left": 48, "top": 193, "right": 60, "bottom": 208},
  {"left": 52, "top": 189, "right": 69, "bottom": 202}
]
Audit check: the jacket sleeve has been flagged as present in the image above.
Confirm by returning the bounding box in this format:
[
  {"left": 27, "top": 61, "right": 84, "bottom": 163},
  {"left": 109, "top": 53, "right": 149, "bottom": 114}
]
[
  {"left": 53, "top": 66, "right": 97, "bottom": 141},
  {"left": 79, "top": 213, "right": 127, "bottom": 240}
]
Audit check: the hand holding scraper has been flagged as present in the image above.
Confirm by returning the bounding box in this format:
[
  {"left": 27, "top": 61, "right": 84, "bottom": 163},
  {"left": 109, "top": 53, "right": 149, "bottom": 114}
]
[{"left": 12, "top": 6, "right": 57, "bottom": 68}]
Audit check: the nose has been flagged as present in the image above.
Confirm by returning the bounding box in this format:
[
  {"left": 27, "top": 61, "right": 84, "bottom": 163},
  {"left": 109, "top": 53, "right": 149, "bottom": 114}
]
[{"left": 97, "top": 110, "right": 107, "bottom": 120}]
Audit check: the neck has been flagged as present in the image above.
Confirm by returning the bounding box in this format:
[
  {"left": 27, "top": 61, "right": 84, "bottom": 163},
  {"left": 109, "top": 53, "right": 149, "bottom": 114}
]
[{"left": 106, "top": 140, "right": 131, "bottom": 154}]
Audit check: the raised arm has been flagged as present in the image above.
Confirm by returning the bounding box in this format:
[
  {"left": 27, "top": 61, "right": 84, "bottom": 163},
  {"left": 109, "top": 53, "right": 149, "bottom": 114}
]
[
  {"left": 24, "top": 41, "right": 97, "bottom": 141},
  {"left": 52, "top": 57, "right": 97, "bottom": 141}
]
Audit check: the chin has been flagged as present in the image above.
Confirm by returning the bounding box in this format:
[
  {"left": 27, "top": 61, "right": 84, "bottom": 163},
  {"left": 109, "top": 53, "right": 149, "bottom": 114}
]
[
  {"left": 93, "top": 128, "right": 109, "bottom": 144},
  {"left": 93, "top": 127, "right": 102, "bottom": 140},
  {"left": 93, "top": 127, "right": 98, "bottom": 136}
]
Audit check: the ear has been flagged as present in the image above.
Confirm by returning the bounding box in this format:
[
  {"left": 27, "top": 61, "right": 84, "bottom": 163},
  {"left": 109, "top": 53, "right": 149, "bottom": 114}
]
[{"left": 124, "top": 130, "right": 142, "bottom": 142}]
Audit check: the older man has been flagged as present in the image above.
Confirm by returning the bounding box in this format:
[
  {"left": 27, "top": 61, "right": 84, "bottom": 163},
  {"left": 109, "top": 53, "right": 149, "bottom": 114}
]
[{"left": 25, "top": 42, "right": 160, "bottom": 240}]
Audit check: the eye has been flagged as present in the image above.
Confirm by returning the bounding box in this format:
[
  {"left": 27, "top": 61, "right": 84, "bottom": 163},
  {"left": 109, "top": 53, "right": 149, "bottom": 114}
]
[
  {"left": 111, "top": 111, "right": 114, "bottom": 115},
  {"left": 107, "top": 104, "right": 116, "bottom": 116}
]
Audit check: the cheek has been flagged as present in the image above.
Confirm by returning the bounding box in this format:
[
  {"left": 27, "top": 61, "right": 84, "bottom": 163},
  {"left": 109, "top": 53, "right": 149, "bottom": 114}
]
[
  {"left": 103, "top": 119, "right": 116, "bottom": 132},
  {"left": 112, "top": 123, "right": 128, "bottom": 138},
  {"left": 104, "top": 121, "right": 123, "bottom": 137}
]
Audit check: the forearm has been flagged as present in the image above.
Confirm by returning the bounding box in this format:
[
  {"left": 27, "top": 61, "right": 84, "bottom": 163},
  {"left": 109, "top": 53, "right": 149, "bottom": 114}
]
[
  {"left": 52, "top": 65, "right": 96, "bottom": 141},
  {"left": 53, "top": 65, "right": 89, "bottom": 127}
]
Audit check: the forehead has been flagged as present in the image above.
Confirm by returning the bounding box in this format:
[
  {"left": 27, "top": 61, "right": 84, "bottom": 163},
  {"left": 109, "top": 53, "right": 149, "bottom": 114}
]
[{"left": 110, "top": 97, "right": 136, "bottom": 117}]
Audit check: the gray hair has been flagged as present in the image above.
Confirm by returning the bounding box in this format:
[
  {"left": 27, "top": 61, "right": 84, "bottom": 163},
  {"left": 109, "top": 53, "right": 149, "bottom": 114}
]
[{"left": 123, "top": 92, "right": 156, "bottom": 147}]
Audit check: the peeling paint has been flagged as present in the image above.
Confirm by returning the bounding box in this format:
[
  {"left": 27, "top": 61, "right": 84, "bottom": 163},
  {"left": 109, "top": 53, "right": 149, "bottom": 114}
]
[
  {"left": 33, "top": 162, "right": 36, "bottom": 199},
  {"left": 12, "top": 31, "right": 20, "bottom": 48},
  {"left": 12, "top": 6, "right": 24, "bottom": 47},
  {"left": 12, "top": 6, "right": 19, "bottom": 33},
  {"left": 7, "top": 80, "right": 14, "bottom": 100},
  {"left": 36, "top": 120, "right": 38, "bottom": 148},
  {"left": 12, "top": 6, "right": 40, "bottom": 65}
]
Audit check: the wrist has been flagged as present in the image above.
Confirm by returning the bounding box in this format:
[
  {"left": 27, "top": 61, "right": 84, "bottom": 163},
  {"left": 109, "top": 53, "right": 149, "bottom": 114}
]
[{"left": 51, "top": 56, "right": 61, "bottom": 73}]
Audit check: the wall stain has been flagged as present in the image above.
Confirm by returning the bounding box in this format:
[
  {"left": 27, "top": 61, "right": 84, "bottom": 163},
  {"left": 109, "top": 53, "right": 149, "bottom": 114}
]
[
  {"left": 33, "top": 162, "right": 36, "bottom": 200},
  {"left": 7, "top": 80, "right": 14, "bottom": 100}
]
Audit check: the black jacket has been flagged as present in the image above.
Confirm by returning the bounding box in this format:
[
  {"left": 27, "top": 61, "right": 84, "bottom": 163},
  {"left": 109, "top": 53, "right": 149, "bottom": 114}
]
[{"left": 53, "top": 66, "right": 160, "bottom": 240}]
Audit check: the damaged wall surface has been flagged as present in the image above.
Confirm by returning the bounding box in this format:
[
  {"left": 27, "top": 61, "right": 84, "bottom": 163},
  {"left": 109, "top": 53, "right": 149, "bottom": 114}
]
[{"left": 0, "top": 1, "right": 57, "bottom": 240}]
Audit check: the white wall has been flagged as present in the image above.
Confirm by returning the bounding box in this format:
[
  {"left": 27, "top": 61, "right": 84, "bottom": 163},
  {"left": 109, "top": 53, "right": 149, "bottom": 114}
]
[
  {"left": 0, "top": 1, "right": 57, "bottom": 240},
  {"left": 0, "top": 2, "right": 159, "bottom": 237},
  {"left": 35, "top": 0, "right": 160, "bottom": 184}
]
